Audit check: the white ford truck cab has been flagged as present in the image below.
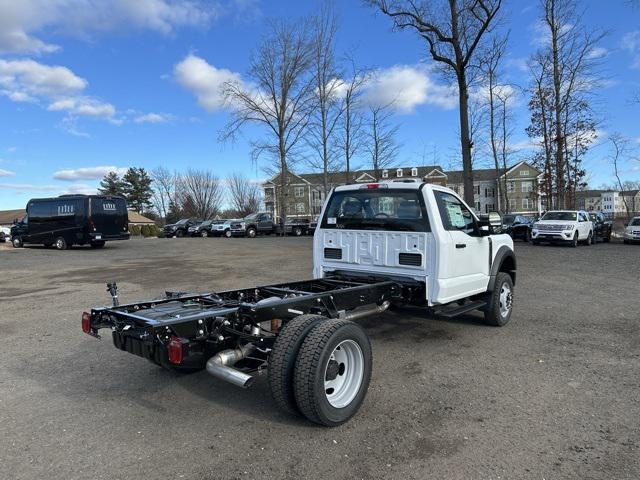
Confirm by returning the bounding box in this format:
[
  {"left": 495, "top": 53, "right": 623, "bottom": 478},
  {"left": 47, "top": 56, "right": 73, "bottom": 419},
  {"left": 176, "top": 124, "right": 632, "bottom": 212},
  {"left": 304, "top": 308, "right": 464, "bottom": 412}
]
[
  {"left": 531, "top": 210, "right": 594, "bottom": 247},
  {"left": 313, "top": 181, "right": 516, "bottom": 326}
]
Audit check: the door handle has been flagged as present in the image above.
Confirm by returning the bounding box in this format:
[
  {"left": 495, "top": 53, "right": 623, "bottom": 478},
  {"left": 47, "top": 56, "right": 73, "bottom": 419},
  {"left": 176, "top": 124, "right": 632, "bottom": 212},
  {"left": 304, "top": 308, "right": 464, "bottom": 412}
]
[{"left": 456, "top": 243, "right": 466, "bottom": 249}]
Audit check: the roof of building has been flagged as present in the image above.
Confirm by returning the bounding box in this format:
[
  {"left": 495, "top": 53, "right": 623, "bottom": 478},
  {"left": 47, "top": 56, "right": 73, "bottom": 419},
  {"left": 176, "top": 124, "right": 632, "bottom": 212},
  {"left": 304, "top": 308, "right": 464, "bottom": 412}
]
[
  {"left": 0, "top": 208, "right": 155, "bottom": 226},
  {"left": 0, "top": 209, "right": 25, "bottom": 226}
]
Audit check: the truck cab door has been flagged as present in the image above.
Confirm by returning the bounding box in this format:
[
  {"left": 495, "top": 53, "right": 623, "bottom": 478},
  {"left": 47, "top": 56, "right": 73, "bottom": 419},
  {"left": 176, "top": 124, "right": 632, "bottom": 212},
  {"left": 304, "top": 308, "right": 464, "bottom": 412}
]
[
  {"left": 432, "top": 190, "right": 491, "bottom": 302},
  {"left": 258, "top": 214, "right": 272, "bottom": 232}
]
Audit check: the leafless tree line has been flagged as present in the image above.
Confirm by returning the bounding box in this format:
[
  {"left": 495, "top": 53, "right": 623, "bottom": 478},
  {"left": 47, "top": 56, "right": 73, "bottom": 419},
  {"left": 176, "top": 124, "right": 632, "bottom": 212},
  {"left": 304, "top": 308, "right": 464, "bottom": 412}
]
[{"left": 151, "top": 167, "right": 261, "bottom": 223}]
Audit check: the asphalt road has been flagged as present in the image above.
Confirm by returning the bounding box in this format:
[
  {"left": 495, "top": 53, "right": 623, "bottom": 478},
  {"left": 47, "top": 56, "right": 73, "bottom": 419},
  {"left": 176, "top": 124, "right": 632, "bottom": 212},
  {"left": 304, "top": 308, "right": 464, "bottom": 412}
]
[{"left": 1, "top": 237, "right": 639, "bottom": 480}]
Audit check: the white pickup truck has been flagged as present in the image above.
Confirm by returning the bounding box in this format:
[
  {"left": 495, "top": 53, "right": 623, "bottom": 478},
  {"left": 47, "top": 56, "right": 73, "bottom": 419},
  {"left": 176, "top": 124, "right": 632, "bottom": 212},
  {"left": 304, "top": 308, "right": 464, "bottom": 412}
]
[
  {"left": 83, "top": 181, "right": 516, "bottom": 426},
  {"left": 531, "top": 210, "right": 594, "bottom": 247}
]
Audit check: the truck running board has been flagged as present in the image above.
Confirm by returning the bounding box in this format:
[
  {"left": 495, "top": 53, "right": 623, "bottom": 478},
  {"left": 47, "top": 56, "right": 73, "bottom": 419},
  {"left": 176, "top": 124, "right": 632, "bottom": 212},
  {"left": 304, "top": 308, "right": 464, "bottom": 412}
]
[{"left": 434, "top": 300, "right": 487, "bottom": 319}]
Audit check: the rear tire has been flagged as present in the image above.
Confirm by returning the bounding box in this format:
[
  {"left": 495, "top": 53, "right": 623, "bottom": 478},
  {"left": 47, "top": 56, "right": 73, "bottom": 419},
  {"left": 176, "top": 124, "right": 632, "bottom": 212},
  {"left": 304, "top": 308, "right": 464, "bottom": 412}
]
[
  {"left": 55, "top": 237, "right": 69, "bottom": 250},
  {"left": 483, "top": 272, "right": 514, "bottom": 327},
  {"left": 268, "top": 314, "right": 329, "bottom": 416},
  {"left": 293, "top": 319, "right": 372, "bottom": 427}
]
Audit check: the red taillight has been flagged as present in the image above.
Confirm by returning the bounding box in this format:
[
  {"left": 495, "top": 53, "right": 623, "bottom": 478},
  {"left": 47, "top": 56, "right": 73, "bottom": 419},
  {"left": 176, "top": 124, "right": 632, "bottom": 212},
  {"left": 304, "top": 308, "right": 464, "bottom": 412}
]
[
  {"left": 82, "top": 311, "right": 91, "bottom": 334},
  {"left": 167, "top": 336, "right": 183, "bottom": 365},
  {"left": 367, "top": 183, "right": 380, "bottom": 189}
]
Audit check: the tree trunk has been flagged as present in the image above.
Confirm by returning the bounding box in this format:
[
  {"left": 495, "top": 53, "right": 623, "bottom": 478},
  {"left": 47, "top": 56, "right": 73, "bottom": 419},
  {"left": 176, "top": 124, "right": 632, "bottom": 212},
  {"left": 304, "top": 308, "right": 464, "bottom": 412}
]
[
  {"left": 458, "top": 73, "right": 475, "bottom": 207},
  {"left": 550, "top": 0, "right": 566, "bottom": 209}
]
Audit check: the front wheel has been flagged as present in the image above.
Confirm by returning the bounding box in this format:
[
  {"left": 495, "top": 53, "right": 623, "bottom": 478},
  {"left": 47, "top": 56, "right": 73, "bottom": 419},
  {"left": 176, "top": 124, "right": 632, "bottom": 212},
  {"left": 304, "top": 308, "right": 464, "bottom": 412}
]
[
  {"left": 571, "top": 232, "right": 578, "bottom": 248},
  {"left": 12, "top": 236, "right": 23, "bottom": 248},
  {"left": 483, "top": 272, "right": 514, "bottom": 327},
  {"left": 293, "top": 319, "right": 372, "bottom": 427},
  {"left": 585, "top": 231, "right": 593, "bottom": 246},
  {"left": 201, "top": 230, "right": 209, "bottom": 238},
  {"left": 246, "top": 227, "right": 257, "bottom": 238},
  {"left": 224, "top": 229, "right": 232, "bottom": 238},
  {"left": 175, "top": 230, "right": 185, "bottom": 238},
  {"left": 293, "top": 227, "right": 303, "bottom": 237},
  {"left": 55, "top": 236, "right": 69, "bottom": 250}
]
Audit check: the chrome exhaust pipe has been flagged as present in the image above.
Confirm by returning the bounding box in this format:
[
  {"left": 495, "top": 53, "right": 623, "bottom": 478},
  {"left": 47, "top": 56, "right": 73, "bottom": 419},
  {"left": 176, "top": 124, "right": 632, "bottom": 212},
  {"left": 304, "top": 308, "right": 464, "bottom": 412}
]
[
  {"left": 343, "top": 300, "right": 391, "bottom": 321},
  {"left": 206, "top": 344, "right": 255, "bottom": 388}
]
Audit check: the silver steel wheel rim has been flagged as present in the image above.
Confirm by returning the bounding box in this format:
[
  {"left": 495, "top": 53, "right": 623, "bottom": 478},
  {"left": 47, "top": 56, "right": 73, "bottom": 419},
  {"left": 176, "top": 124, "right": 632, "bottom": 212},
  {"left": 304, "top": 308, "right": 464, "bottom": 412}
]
[
  {"left": 248, "top": 230, "right": 256, "bottom": 238},
  {"left": 499, "top": 283, "right": 512, "bottom": 318},
  {"left": 323, "top": 339, "right": 364, "bottom": 409},
  {"left": 56, "top": 239, "right": 64, "bottom": 249}
]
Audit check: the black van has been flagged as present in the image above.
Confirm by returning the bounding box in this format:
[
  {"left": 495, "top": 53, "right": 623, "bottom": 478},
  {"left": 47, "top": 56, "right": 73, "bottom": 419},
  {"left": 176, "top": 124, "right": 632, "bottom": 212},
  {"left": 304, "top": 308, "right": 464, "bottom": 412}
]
[{"left": 11, "top": 194, "right": 130, "bottom": 250}]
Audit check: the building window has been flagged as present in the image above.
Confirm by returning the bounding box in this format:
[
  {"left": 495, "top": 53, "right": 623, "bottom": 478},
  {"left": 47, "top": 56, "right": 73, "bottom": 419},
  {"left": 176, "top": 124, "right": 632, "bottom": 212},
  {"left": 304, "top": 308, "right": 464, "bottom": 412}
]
[
  {"left": 485, "top": 204, "right": 494, "bottom": 213},
  {"left": 474, "top": 185, "right": 480, "bottom": 196},
  {"left": 522, "top": 198, "right": 533, "bottom": 210},
  {"left": 521, "top": 181, "right": 533, "bottom": 193},
  {"left": 294, "top": 186, "right": 304, "bottom": 198},
  {"left": 520, "top": 170, "right": 529, "bottom": 176},
  {"left": 485, "top": 187, "right": 495, "bottom": 197},
  {"left": 509, "top": 199, "right": 516, "bottom": 211},
  {"left": 264, "top": 187, "right": 274, "bottom": 199},
  {"left": 411, "top": 167, "right": 418, "bottom": 177},
  {"left": 382, "top": 170, "right": 388, "bottom": 178},
  {"left": 296, "top": 203, "right": 305, "bottom": 213},
  {"left": 396, "top": 168, "right": 403, "bottom": 177},
  {"left": 447, "top": 184, "right": 458, "bottom": 193},
  {"left": 507, "top": 182, "right": 514, "bottom": 193}
]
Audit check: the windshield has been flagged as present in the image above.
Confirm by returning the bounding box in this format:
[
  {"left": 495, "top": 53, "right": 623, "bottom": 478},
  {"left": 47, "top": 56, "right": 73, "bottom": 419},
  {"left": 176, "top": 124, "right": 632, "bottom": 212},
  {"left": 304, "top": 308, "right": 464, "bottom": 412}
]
[
  {"left": 630, "top": 218, "right": 640, "bottom": 226},
  {"left": 502, "top": 215, "right": 515, "bottom": 225},
  {"left": 244, "top": 213, "right": 259, "bottom": 221},
  {"left": 321, "top": 188, "right": 429, "bottom": 232},
  {"left": 542, "top": 211, "right": 577, "bottom": 221},
  {"left": 176, "top": 219, "right": 189, "bottom": 225},
  {"left": 589, "top": 213, "right": 598, "bottom": 221}
]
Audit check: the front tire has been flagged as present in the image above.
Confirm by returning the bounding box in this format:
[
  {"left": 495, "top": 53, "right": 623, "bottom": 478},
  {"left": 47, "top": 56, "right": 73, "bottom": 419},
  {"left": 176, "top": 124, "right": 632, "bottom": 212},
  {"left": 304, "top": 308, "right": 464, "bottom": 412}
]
[
  {"left": 55, "top": 236, "right": 69, "bottom": 250},
  {"left": 224, "top": 229, "right": 232, "bottom": 238},
  {"left": 201, "top": 230, "right": 209, "bottom": 238},
  {"left": 571, "top": 232, "right": 578, "bottom": 248},
  {"left": 246, "top": 227, "right": 257, "bottom": 238},
  {"left": 293, "top": 319, "right": 372, "bottom": 427},
  {"left": 176, "top": 230, "right": 185, "bottom": 238},
  {"left": 12, "top": 236, "right": 23, "bottom": 248},
  {"left": 483, "top": 272, "right": 514, "bottom": 327},
  {"left": 585, "top": 231, "right": 593, "bottom": 246},
  {"left": 293, "top": 227, "right": 303, "bottom": 237},
  {"left": 268, "top": 314, "right": 329, "bottom": 416}
]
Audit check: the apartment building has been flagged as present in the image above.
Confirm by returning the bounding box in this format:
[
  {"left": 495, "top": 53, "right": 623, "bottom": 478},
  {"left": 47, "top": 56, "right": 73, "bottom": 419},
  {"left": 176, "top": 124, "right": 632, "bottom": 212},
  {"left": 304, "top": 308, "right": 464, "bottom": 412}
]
[
  {"left": 262, "top": 161, "right": 542, "bottom": 218},
  {"left": 576, "top": 189, "right": 640, "bottom": 218}
]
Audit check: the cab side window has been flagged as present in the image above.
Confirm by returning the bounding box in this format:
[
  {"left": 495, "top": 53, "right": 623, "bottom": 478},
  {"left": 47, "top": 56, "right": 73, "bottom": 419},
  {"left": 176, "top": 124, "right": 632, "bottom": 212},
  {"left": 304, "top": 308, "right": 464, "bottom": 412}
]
[{"left": 434, "top": 191, "right": 476, "bottom": 235}]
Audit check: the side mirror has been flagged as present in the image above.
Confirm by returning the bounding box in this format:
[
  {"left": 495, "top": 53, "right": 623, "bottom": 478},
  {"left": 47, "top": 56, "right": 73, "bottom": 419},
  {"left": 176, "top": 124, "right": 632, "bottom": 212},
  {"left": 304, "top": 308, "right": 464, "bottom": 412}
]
[{"left": 478, "top": 212, "right": 502, "bottom": 234}]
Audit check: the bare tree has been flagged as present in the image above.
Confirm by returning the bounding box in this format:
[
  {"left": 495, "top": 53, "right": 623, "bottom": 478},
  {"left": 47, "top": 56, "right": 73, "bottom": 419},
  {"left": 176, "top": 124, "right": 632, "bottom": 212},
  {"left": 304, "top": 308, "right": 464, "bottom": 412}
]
[
  {"left": 227, "top": 172, "right": 262, "bottom": 217},
  {"left": 368, "top": 0, "right": 503, "bottom": 205},
  {"left": 151, "top": 166, "right": 177, "bottom": 223},
  {"left": 221, "top": 20, "right": 315, "bottom": 228},
  {"left": 609, "top": 134, "right": 636, "bottom": 222},
  {"left": 365, "top": 102, "right": 400, "bottom": 179},
  {"left": 338, "top": 59, "right": 368, "bottom": 183},
  {"left": 534, "top": 0, "right": 606, "bottom": 208},
  {"left": 306, "top": 2, "right": 344, "bottom": 196},
  {"left": 480, "top": 35, "right": 512, "bottom": 212},
  {"left": 176, "top": 169, "right": 224, "bottom": 220}
]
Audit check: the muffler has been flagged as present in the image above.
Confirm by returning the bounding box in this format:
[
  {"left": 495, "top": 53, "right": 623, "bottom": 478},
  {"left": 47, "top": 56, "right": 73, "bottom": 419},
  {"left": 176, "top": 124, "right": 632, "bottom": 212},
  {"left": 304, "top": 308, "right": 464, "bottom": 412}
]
[
  {"left": 343, "top": 300, "right": 391, "bottom": 321},
  {"left": 206, "top": 344, "right": 255, "bottom": 388}
]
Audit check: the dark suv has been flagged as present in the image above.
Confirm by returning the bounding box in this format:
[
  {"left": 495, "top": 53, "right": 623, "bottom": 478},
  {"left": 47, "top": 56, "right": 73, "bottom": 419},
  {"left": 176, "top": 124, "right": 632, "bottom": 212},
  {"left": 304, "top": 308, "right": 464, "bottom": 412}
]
[
  {"left": 162, "top": 218, "right": 201, "bottom": 238},
  {"left": 502, "top": 214, "right": 533, "bottom": 242},
  {"left": 588, "top": 212, "right": 612, "bottom": 243}
]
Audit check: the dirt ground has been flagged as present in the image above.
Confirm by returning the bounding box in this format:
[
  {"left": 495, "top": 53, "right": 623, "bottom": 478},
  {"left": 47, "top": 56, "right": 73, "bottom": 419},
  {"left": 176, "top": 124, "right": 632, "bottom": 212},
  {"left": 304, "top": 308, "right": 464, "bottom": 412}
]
[{"left": 1, "top": 236, "right": 639, "bottom": 480}]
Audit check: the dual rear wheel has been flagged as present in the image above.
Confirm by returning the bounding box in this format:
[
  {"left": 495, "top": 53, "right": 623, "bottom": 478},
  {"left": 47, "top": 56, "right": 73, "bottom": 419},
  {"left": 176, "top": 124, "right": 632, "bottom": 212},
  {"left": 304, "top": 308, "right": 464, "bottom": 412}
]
[{"left": 268, "top": 315, "right": 372, "bottom": 427}]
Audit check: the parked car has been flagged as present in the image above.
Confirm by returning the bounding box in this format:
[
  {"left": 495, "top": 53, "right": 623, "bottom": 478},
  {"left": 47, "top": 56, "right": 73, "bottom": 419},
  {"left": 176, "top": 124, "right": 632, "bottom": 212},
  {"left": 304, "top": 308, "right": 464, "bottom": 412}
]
[
  {"left": 284, "top": 218, "right": 311, "bottom": 236},
  {"left": 502, "top": 214, "right": 533, "bottom": 242},
  {"left": 83, "top": 182, "right": 515, "bottom": 427},
  {"left": 531, "top": 210, "right": 594, "bottom": 247},
  {"left": 230, "top": 212, "right": 278, "bottom": 237},
  {"left": 623, "top": 216, "right": 640, "bottom": 244},
  {"left": 0, "top": 225, "right": 10, "bottom": 242},
  {"left": 212, "top": 219, "right": 238, "bottom": 238},
  {"left": 162, "top": 218, "right": 201, "bottom": 238},
  {"left": 588, "top": 212, "right": 612, "bottom": 243},
  {"left": 10, "top": 194, "right": 129, "bottom": 250},
  {"left": 188, "top": 220, "right": 215, "bottom": 237}
]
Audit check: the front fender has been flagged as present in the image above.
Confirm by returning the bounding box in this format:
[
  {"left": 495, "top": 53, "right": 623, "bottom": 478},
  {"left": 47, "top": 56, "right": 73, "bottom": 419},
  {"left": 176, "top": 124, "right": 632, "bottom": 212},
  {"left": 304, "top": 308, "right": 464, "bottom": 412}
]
[{"left": 487, "top": 245, "right": 517, "bottom": 292}]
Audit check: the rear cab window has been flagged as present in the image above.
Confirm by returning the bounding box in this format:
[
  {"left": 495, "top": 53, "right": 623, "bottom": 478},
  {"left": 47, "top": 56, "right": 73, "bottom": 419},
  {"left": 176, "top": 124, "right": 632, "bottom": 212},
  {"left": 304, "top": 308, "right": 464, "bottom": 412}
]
[{"left": 321, "top": 187, "right": 429, "bottom": 232}]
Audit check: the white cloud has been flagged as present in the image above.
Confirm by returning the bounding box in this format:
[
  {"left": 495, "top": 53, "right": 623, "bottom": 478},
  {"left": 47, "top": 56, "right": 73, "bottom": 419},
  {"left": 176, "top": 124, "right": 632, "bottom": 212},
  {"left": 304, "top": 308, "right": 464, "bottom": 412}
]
[
  {"left": 587, "top": 47, "right": 608, "bottom": 59},
  {"left": 61, "top": 183, "right": 97, "bottom": 195},
  {"left": 0, "top": 168, "right": 15, "bottom": 177},
  {"left": 363, "top": 65, "right": 457, "bottom": 112},
  {"left": 0, "top": 183, "right": 58, "bottom": 192},
  {"left": 48, "top": 96, "right": 116, "bottom": 118},
  {"left": 134, "top": 112, "right": 173, "bottom": 123},
  {"left": 0, "top": 0, "right": 217, "bottom": 55},
  {"left": 174, "top": 54, "right": 244, "bottom": 112},
  {"left": 53, "top": 166, "right": 128, "bottom": 181},
  {"left": 0, "top": 59, "right": 87, "bottom": 98},
  {"left": 621, "top": 31, "right": 640, "bottom": 69}
]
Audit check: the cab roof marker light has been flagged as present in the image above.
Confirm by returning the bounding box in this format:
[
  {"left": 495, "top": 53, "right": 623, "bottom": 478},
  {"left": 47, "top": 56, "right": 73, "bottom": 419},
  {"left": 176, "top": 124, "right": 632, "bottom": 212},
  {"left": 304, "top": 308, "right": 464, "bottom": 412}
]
[{"left": 361, "top": 183, "right": 389, "bottom": 190}]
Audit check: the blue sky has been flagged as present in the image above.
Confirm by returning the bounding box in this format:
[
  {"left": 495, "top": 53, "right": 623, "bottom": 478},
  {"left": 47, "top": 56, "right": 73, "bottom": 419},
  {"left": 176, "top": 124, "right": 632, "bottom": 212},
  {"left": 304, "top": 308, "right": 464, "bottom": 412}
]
[{"left": 1, "top": 0, "right": 639, "bottom": 210}]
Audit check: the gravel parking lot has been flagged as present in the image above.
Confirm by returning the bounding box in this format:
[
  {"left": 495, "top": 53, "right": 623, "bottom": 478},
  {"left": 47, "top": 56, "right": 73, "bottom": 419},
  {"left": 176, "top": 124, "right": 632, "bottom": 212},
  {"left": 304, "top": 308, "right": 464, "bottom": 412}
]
[{"left": 1, "top": 237, "right": 639, "bottom": 480}]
